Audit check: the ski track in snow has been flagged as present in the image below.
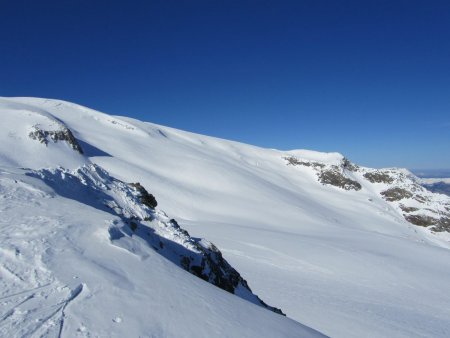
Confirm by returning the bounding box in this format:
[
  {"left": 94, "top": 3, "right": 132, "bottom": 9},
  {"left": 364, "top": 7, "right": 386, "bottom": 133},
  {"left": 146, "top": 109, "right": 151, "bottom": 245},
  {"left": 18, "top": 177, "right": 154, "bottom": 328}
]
[{"left": 0, "top": 172, "right": 81, "bottom": 337}]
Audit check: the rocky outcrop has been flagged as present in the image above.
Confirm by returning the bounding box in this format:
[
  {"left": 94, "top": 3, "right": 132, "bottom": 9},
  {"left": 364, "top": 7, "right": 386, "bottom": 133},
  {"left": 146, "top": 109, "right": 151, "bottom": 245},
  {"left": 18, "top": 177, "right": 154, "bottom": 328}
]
[
  {"left": 403, "top": 214, "right": 450, "bottom": 232},
  {"left": 318, "top": 168, "right": 362, "bottom": 191},
  {"left": 180, "top": 238, "right": 285, "bottom": 315},
  {"left": 29, "top": 125, "right": 83, "bottom": 154},
  {"left": 399, "top": 205, "right": 419, "bottom": 213},
  {"left": 363, "top": 171, "right": 394, "bottom": 184},
  {"left": 129, "top": 182, "right": 158, "bottom": 208},
  {"left": 404, "top": 214, "right": 438, "bottom": 227},
  {"left": 284, "top": 156, "right": 325, "bottom": 169},
  {"left": 284, "top": 156, "right": 361, "bottom": 191},
  {"left": 380, "top": 188, "right": 413, "bottom": 202},
  {"left": 341, "top": 158, "right": 359, "bottom": 172}
]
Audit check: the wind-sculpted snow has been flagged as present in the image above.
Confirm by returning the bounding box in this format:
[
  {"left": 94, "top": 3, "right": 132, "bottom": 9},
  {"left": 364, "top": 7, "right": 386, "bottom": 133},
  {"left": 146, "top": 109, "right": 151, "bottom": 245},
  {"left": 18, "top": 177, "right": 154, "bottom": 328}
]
[
  {"left": 28, "top": 164, "right": 284, "bottom": 315},
  {"left": 0, "top": 167, "right": 321, "bottom": 337}
]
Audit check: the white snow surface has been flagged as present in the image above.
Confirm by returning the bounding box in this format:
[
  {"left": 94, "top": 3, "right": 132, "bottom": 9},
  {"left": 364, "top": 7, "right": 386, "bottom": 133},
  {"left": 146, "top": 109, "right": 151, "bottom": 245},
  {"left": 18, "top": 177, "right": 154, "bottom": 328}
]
[{"left": 1, "top": 97, "right": 450, "bottom": 337}]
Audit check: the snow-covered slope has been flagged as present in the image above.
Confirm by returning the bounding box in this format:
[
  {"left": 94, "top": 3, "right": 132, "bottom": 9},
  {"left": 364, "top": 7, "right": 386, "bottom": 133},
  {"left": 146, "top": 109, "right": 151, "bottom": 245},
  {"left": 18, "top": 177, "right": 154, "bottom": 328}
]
[
  {"left": 0, "top": 98, "right": 321, "bottom": 337},
  {"left": 0, "top": 167, "right": 317, "bottom": 337},
  {"left": 1, "top": 97, "right": 450, "bottom": 337}
]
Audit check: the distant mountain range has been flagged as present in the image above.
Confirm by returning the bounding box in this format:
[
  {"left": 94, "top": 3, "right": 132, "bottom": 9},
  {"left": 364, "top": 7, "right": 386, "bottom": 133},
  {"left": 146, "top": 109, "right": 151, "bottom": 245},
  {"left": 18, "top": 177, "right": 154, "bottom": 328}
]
[{"left": 410, "top": 170, "right": 450, "bottom": 197}]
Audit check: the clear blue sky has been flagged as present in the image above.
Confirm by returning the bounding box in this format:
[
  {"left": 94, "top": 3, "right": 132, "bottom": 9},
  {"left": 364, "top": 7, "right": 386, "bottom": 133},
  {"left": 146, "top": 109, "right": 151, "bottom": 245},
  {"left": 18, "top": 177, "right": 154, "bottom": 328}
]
[{"left": 1, "top": 1, "right": 449, "bottom": 169}]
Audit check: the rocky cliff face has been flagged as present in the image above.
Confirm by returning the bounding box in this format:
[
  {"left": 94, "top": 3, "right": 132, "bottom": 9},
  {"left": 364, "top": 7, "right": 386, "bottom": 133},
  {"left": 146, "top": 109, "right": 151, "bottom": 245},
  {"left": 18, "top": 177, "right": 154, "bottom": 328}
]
[{"left": 284, "top": 156, "right": 450, "bottom": 234}]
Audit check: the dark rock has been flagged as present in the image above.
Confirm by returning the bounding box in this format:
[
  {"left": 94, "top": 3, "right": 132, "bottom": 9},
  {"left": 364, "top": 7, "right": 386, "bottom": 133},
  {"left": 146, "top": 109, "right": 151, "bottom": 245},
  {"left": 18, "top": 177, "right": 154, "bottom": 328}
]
[
  {"left": 363, "top": 171, "right": 394, "bottom": 184},
  {"left": 129, "top": 182, "right": 158, "bottom": 208},
  {"left": 170, "top": 219, "right": 190, "bottom": 236},
  {"left": 28, "top": 126, "right": 83, "bottom": 154},
  {"left": 413, "top": 195, "right": 429, "bottom": 203},
  {"left": 403, "top": 214, "right": 450, "bottom": 232},
  {"left": 404, "top": 214, "right": 437, "bottom": 227},
  {"left": 130, "top": 221, "right": 138, "bottom": 232},
  {"left": 190, "top": 265, "right": 209, "bottom": 281},
  {"left": 399, "top": 205, "right": 419, "bottom": 213},
  {"left": 180, "top": 240, "right": 285, "bottom": 315},
  {"left": 319, "top": 170, "right": 362, "bottom": 191},
  {"left": 433, "top": 217, "right": 450, "bottom": 232},
  {"left": 342, "top": 158, "right": 359, "bottom": 172},
  {"left": 284, "top": 156, "right": 325, "bottom": 168},
  {"left": 381, "top": 188, "right": 413, "bottom": 202}
]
